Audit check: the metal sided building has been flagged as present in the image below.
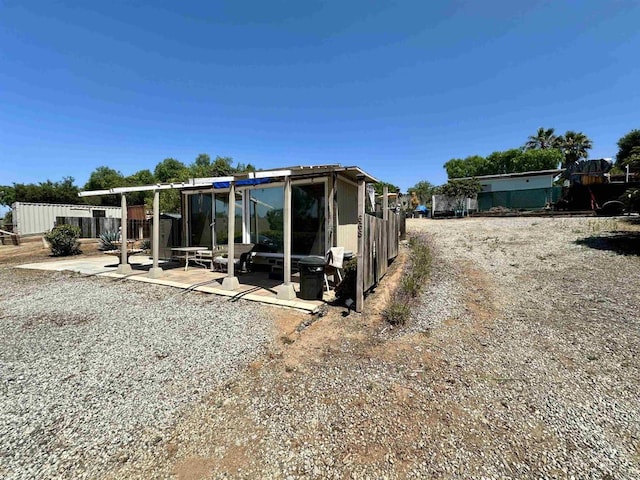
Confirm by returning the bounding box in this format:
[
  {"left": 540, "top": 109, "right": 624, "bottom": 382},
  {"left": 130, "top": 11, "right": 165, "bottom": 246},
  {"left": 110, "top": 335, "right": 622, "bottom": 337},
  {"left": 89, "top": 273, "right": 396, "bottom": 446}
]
[
  {"left": 11, "top": 202, "right": 122, "bottom": 236},
  {"left": 468, "top": 169, "right": 564, "bottom": 211}
]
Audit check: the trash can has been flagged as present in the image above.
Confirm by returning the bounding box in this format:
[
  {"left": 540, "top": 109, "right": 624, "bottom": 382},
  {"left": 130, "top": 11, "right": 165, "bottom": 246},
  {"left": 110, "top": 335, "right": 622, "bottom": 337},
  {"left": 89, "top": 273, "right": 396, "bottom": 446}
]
[{"left": 298, "top": 256, "right": 325, "bottom": 300}]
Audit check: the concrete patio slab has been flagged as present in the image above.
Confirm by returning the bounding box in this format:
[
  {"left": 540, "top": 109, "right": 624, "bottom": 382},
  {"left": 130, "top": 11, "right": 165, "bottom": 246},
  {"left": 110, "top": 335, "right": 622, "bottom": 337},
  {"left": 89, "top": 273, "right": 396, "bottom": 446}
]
[{"left": 17, "top": 254, "right": 328, "bottom": 313}]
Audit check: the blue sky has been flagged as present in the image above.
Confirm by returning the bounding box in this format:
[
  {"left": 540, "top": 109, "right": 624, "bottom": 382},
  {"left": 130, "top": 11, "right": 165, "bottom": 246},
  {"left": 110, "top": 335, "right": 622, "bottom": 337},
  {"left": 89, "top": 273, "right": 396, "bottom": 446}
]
[{"left": 2, "top": 0, "right": 640, "bottom": 196}]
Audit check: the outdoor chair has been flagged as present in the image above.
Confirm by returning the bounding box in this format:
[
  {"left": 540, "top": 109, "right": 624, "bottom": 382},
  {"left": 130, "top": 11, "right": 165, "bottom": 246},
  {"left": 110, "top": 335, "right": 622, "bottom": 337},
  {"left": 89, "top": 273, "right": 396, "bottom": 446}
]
[
  {"left": 324, "top": 246, "right": 345, "bottom": 291},
  {"left": 212, "top": 243, "right": 256, "bottom": 273}
]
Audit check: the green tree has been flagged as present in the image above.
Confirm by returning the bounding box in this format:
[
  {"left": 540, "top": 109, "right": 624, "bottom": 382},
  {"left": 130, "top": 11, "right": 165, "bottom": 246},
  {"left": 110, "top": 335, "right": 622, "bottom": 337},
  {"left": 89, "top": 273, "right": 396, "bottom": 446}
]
[
  {"left": 0, "top": 185, "right": 16, "bottom": 206},
  {"left": 210, "top": 156, "right": 235, "bottom": 176},
  {"left": 444, "top": 155, "right": 487, "bottom": 179},
  {"left": 125, "top": 169, "right": 156, "bottom": 206},
  {"left": 189, "top": 153, "right": 212, "bottom": 178},
  {"left": 485, "top": 149, "right": 522, "bottom": 175},
  {"left": 616, "top": 129, "right": 640, "bottom": 168},
  {"left": 524, "top": 127, "right": 559, "bottom": 150},
  {"left": 84, "top": 167, "right": 126, "bottom": 191},
  {"left": 514, "top": 149, "right": 563, "bottom": 172},
  {"left": 408, "top": 180, "right": 437, "bottom": 206},
  {"left": 439, "top": 178, "right": 481, "bottom": 213},
  {"left": 373, "top": 181, "right": 400, "bottom": 196},
  {"left": 556, "top": 131, "right": 593, "bottom": 168},
  {"left": 13, "top": 177, "right": 83, "bottom": 204},
  {"left": 154, "top": 158, "right": 188, "bottom": 182},
  {"left": 84, "top": 167, "right": 127, "bottom": 206}
]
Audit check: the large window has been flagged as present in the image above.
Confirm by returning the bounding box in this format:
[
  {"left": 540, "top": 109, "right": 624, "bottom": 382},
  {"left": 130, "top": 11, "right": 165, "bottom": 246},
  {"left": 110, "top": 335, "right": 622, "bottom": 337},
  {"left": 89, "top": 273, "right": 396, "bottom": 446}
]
[
  {"left": 214, "top": 193, "right": 243, "bottom": 245},
  {"left": 188, "top": 182, "right": 325, "bottom": 254},
  {"left": 248, "top": 183, "right": 325, "bottom": 255},
  {"left": 189, "top": 194, "right": 212, "bottom": 247},
  {"left": 292, "top": 183, "right": 325, "bottom": 255}
]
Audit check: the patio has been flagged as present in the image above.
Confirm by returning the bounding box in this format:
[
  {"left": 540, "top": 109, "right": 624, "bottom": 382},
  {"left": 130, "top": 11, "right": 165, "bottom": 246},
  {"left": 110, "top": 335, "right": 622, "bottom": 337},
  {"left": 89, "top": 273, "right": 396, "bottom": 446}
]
[{"left": 17, "top": 254, "right": 328, "bottom": 313}]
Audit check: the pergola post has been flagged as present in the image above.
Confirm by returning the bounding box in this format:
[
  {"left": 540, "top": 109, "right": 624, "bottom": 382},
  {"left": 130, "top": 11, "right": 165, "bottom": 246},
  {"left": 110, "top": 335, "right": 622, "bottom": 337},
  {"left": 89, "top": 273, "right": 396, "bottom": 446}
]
[
  {"left": 116, "top": 194, "right": 132, "bottom": 275},
  {"left": 148, "top": 190, "right": 163, "bottom": 278},
  {"left": 276, "top": 175, "right": 296, "bottom": 300},
  {"left": 356, "top": 174, "right": 365, "bottom": 312},
  {"left": 222, "top": 181, "right": 240, "bottom": 290}
]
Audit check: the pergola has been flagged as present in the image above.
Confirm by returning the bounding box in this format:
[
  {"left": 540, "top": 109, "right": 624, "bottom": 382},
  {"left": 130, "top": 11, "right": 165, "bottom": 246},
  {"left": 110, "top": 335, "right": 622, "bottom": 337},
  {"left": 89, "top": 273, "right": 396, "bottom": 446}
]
[{"left": 79, "top": 166, "right": 376, "bottom": 306}]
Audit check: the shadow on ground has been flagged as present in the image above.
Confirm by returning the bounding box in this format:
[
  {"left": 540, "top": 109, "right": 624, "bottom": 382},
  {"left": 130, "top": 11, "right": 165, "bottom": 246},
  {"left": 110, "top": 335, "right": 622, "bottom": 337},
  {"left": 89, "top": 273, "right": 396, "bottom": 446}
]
[{"left": 575, "top": 232, "right": 640, "bottom": 256}]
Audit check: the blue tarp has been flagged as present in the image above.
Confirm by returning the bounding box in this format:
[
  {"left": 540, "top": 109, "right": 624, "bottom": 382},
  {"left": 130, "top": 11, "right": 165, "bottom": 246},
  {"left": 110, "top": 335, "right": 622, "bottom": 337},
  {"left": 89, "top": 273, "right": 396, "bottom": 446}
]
[{"left": 212, "top": 177, "right": 272, "bottom": 189}]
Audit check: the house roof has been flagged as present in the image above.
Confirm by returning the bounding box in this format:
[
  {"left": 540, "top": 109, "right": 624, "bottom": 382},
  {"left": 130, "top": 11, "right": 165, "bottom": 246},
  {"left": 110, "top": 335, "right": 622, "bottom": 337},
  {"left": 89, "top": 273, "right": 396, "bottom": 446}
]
[
  {"left": 79, "top": 164, "right": 378, "bottom": 197},
  {"left": 456, "top": 169, "right": 564, "bottom": 182}
]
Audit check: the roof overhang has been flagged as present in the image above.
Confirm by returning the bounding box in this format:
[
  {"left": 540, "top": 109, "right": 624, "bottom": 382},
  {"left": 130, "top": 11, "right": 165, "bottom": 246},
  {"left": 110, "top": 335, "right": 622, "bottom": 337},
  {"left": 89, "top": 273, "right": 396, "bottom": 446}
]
[{"left": 79, "top": 164, "right": 378, "bottom": 197}]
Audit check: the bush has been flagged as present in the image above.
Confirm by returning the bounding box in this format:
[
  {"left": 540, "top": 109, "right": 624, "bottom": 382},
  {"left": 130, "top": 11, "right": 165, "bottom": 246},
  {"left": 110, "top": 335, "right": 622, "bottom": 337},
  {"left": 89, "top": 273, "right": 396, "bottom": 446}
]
[
  {"left": 383, "top": 292, "right": 411, "bottom": 325},
  {"left": 45, "top": 224, "right": 81, "bottom": 256},
  {"left": 383, "top": 234, "right": 432, "bottom": 325}
]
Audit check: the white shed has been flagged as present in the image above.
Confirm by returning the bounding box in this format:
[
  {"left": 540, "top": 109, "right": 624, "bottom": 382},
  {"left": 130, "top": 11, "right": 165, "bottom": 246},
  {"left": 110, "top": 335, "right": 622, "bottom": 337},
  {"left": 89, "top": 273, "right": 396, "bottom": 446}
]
[{"left": 12, "top": 202, "right": 122, "bottom": 236}]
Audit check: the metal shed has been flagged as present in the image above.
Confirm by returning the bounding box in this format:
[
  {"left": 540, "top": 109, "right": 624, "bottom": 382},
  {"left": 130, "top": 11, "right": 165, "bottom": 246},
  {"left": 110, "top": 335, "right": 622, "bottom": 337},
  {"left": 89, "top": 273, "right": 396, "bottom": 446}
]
[{"left": 11, "top": 202, "right": 122, "bottom": 236}]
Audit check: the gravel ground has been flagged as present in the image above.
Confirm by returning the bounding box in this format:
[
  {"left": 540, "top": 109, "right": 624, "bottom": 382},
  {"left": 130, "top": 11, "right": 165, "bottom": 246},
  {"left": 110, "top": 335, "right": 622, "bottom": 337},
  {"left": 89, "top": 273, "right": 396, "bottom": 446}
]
[
  {"left": 105, "top": 215, "right": 640, "bottom": 480},
  {"left": 3, "top": 216, "right": 640, "bottom": 479},
  {"left": 0, "top": 267, "right": 273, "bottom": 479}
]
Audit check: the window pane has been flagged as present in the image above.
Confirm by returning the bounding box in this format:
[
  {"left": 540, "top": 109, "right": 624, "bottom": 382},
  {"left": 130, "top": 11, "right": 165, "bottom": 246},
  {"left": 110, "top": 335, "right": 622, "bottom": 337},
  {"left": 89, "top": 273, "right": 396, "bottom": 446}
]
[
  {"left": 292, "top": 184, "right": 325, "bottom": 255},
  {"left": 214, "top": 193, "right": 243, "bottom": 244},
  {"left": 249, "top": 187, "right": 284, "bottom": 252},
  {"left": 189, "top": 194, "right": 212, "bottom": 247}
]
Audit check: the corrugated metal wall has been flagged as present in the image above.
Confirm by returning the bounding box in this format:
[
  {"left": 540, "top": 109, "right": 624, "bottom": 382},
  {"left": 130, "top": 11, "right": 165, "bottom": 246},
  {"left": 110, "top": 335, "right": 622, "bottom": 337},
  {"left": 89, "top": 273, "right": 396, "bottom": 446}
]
[
  {"left": 13, "top": 202, "right": 121, "bottom": 235},
  {"left": 336, "top": 177, "right": 358, "bottom": 254},
  {"left": 477, "top": 187, "right": 562, "bottom": 211}
]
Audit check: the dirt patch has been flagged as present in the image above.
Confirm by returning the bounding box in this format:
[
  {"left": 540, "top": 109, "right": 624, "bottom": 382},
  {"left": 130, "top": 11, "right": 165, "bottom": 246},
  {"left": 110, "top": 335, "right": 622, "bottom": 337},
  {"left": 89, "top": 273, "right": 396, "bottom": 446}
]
[{"left": 0, "top": 238, "right": 102, "bottom": 266}]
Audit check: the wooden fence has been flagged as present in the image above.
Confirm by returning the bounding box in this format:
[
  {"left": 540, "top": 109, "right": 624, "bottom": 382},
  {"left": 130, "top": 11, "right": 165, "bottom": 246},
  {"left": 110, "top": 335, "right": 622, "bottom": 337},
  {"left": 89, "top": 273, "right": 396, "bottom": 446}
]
[
  {"left": 361, "top": 212, "right": 400, "bottom": 292},
  {"left": 55, "top": 217, "right": 151, "bottom": 239}
]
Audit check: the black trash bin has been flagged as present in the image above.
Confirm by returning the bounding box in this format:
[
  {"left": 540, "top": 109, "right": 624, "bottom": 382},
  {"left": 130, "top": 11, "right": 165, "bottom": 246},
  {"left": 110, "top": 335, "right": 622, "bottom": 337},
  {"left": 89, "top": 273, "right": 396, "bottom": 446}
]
[{"left": 298, "top": 256, "right": 325, "bottom": 300}]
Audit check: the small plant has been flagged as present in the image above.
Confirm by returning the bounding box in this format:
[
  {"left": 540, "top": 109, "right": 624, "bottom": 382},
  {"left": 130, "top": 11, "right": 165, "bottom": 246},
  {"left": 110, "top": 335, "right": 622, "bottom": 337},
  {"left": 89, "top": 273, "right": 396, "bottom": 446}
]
[
  {"left": 45, "top": 224, "right": 81, "bottom": 257},
  {"left": 383, "top": 292, "right": 411, "bottom": 325},
  {"left": 400, "top": 275, "right": 420, "bottom": 297},
  {"left": 383, "top": 234, "right": 432, "bottom": 325},
  {"left": 99, "top": 231, "right": 119, "bottom": 251},
  {"left": 139, "top": 238, "right": 151, "bottom": 252}
]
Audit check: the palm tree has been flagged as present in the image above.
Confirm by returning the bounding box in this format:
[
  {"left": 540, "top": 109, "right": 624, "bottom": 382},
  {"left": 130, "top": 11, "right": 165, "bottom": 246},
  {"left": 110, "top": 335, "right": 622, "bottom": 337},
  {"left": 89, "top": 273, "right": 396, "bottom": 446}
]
[
  {"left": 556, "top": 131, "right": 593, "bottom": 168},
  {"left": 524, "top": 127, "right": 559, "bottom": 150}
]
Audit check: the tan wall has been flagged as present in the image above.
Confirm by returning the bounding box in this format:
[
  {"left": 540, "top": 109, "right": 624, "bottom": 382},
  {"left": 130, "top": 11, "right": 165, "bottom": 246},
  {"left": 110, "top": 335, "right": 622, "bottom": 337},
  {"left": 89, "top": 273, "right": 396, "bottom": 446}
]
[{"left": 336, "top": 177, "right": 359, "bottom": 254}]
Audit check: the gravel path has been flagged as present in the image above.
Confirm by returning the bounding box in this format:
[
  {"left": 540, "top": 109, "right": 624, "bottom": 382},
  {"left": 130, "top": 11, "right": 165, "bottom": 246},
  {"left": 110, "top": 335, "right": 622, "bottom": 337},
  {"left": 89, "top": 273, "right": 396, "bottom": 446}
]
[{"left": 0, "top": 268, "right": 273, "bottom": 479}]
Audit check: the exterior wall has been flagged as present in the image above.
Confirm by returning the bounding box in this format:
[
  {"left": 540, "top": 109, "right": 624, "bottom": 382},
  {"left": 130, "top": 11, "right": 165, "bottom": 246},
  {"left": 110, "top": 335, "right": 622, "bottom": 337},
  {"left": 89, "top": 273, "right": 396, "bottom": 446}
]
[
  {"left": 12, "top": 202, "right": 121, "bottom": 236},
  {"left": 336, "top": 176, "right": 359, "bottom": 254},
  {"left": 477, "top": 186, "right": 562, "bottom": 211},
  {"left": 480, "top": 174, "right": 555, "bottom": 192}
]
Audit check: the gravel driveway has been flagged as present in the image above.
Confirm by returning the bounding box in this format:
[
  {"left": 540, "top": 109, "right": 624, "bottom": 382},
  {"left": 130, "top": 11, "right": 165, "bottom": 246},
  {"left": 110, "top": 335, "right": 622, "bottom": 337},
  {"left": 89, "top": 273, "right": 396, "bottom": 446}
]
[{"left": 0, "top": 268, "right": 273, "bottom": 479}]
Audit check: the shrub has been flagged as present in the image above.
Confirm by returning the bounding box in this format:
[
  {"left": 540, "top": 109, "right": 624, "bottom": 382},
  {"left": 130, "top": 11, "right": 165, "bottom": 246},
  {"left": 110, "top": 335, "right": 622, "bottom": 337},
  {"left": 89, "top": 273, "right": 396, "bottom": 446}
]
[
  {"left": 383, "top": 234, "right": 432, "bottom": 326},
  {"left": 45, "top": 224, "right": 81, "bottom": 256},
  {"left": 98, "top": 230, "right": 119, "bottom": 251},
  {"left": 383, "top": 292, "right": 411, "bottom": 325}
]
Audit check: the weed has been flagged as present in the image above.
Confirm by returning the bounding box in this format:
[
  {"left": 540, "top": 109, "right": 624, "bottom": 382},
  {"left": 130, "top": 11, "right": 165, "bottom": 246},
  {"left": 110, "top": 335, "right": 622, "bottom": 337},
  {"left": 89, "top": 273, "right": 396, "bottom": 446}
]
[
  {"left": 383, "top": 292, "right": 411, "bottom": 326},
  {"left": 383, "top": 234, "right": 432, "bottom": 326}
]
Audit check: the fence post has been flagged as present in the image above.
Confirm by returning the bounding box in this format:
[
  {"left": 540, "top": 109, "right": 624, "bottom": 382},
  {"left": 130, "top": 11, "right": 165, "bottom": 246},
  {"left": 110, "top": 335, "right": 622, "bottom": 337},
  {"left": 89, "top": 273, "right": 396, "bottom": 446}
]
[{"left": 356, "top": 174, "right": 365, "bottom": 313}]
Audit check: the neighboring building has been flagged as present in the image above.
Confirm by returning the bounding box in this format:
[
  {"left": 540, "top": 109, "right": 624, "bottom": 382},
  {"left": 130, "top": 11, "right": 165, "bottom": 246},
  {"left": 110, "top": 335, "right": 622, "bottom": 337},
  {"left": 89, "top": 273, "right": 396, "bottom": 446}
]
[
  {"left": 11, "top": 202, "right": 122, "bottom": 236},
  {"left": 462, "top": 169, "right": 564, "bottom": 211}
]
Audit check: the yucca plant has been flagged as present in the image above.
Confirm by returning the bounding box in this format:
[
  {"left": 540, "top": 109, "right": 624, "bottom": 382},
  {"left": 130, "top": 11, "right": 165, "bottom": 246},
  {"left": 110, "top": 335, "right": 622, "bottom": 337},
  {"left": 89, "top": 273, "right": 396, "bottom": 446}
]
[
  {"left": 139, "top": 238, "right": 151, "bottom": 252},
  {"left": 99, "top": 231, "right": 119, "bottom": 251}
]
